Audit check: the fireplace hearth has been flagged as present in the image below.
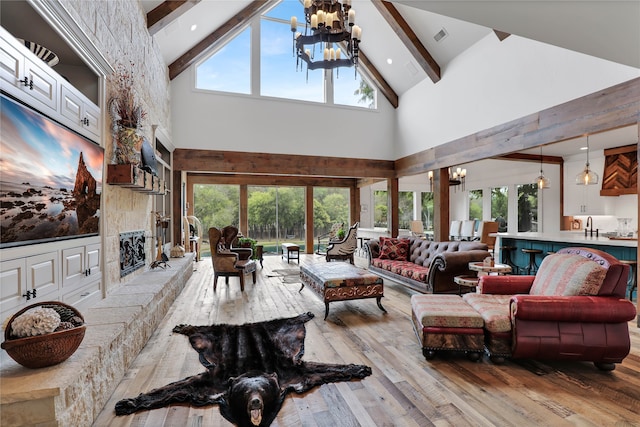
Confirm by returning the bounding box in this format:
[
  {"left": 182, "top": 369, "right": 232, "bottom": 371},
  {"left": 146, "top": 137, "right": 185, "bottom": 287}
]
[{"left": 120, "top": 230, "right": 146, "bottom": 277}]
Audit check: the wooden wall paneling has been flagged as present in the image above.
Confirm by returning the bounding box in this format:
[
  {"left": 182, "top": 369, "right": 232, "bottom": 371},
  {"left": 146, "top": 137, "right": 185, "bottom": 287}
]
[
  {"left": 434, "top": 168, "right": 450, "bottom": 242},
  {"left": 387, "top": 178, "right": 399, "bottom": 237},
  {"left": 351, "top": 182, "right": 360, "bottom": 227},
  {"left": 240, "top": 184, "right": 248, "bottom": 236},
  {"left": 305, "top": 186, "right": 313, "bottom": 254}
]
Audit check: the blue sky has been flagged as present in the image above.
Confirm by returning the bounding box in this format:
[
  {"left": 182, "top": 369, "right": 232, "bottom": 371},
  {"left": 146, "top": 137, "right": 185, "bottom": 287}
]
[{"left": 196, "top": 0, "right": 372, "bottom": 107}]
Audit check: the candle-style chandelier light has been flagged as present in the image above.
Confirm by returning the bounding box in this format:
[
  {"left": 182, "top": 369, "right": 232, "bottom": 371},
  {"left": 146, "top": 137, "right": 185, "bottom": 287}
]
[
  {"left": 427, "top": 167, "right": 467, "bottom": 192},
  {"left": 291, "top": 0, "right": 361, "bottom": 74}
]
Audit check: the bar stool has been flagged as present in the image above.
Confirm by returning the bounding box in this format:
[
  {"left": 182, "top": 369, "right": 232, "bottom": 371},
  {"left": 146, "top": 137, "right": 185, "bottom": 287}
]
[
  {"left": 619, "top": 260, "right": 637, "bottom": 301},
  {"left": 522, "top": 248, "right": 543, "bottom": 275},
  {"left": 501, "top": 246, "right": 518, "bottom": 274}
]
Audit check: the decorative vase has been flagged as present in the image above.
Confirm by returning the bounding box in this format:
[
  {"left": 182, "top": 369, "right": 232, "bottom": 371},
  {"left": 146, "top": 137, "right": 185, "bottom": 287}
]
[{"left": 116, "top": 126, "right": 143, "bottom": 165}]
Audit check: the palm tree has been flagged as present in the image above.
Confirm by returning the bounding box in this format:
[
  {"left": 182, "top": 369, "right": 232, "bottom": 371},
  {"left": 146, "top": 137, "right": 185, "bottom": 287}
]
[{"left": 354, "top": 80, "right": 374, "bottom": 108}]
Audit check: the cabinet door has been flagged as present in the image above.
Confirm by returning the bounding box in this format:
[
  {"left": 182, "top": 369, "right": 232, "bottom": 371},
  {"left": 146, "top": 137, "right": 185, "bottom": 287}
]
[
  {"left": 0, "top": 38, "right": 23, "bottom": 92},
  {"left": 23, "top": 57, "right": 58, "bottom": 110},
  {"left": 26, "top": 251, "right": 58, "bottom": 300},
  {"left": 60, "top": 85, "right": 101, "bottom": 139},
  {"left": 62, "top": 246, "right": 86, "bottom": 292},
  {"left": 63, "top": 279, "right": 101, "bottom": 309},
  {"left": 85, "top": 242, "right": 101, "bottom": 282},
  {"left": 0, "top": 258, "right": 26, "bottom": 316}
]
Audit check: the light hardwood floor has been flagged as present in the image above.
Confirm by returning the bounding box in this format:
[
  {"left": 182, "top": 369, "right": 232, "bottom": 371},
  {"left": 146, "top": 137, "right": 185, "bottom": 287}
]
[{"left": 93, "top": 253, "right": 640, "bottom": 427}]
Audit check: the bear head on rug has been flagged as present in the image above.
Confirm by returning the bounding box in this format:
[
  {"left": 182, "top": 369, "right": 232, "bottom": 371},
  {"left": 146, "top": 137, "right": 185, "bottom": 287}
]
[{"left": 115, "top": 312, "right": 372, "bottom": 427}]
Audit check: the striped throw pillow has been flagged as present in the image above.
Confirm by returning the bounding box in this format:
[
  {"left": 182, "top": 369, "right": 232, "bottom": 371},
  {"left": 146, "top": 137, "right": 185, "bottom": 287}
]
[{"left": 530, "top": 253, "right": 607, "bottom": 296}]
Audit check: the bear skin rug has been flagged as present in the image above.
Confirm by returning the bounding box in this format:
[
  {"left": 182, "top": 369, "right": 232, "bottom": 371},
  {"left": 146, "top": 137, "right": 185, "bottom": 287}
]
[{"left": 115, "top": 312, "right": 372, "bottom": 426}]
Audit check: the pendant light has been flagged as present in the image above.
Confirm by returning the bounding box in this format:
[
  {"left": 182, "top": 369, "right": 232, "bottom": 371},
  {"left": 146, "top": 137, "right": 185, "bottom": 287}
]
[
  {"left": 575, "top": 135, "right": 599, "bottom": 185},
  {"left": 534, "top": 146, "right": 550, "bottom": 189}
]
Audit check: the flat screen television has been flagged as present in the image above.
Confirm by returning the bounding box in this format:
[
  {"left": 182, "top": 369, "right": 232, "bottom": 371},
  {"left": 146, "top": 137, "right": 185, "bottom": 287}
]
[{"left": 0, "top": 92, "right": 104, "bottom": 248}]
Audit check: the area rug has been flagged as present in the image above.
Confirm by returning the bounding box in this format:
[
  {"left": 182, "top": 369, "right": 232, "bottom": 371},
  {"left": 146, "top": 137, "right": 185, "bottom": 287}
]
[
  {"left": 266, "top": 268, "right": 301, "bottom": 284},
  {"left": 115, "top": 312, "right": 371, "bottom": 427}
]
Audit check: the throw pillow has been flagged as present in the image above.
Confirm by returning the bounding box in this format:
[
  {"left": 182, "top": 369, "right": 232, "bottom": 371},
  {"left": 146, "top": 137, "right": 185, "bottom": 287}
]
[
  {"left": 379, "top": 238, "right": 410, "bottom": 261},
  {"left": 530, "top": 253, "right": 607, "bottom": 296}
]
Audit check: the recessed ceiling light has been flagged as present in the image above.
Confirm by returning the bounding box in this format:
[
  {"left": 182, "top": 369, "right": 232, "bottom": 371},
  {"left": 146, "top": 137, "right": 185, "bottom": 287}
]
[
  {"left": 580, "top": 146, "right": 588, "bottom": 150},
  {"left": 190, "top": 24, "right": 197, "bottom": 32},
  {"left": 386, "top": 58, "right": 393, "bottom": 65}
]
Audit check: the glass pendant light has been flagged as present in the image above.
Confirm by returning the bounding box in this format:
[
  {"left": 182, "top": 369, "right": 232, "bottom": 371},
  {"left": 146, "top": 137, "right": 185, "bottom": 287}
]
[
  {"left": 534, "top": 146, "right": 550, "bottom": 189},
  {"left": 575, "top": 135, "right": 599, "bottom": 185}
]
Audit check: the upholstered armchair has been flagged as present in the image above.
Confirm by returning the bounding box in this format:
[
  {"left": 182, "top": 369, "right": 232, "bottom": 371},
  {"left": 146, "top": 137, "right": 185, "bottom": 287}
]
[
  {"left": 326, "top": 222, "right": 359, "bottom": 264},
  {"left": 209, "top": 227, "right": 256, "bottom": 291},
  {"left": 220, "top": 225, "right": 252, "bottom": 260},
  {"left": 316, "top": 222, "right": 344, "bottom": 255},
  {"left": 464, "top": 247, "right": 637, "bottom": 370}
]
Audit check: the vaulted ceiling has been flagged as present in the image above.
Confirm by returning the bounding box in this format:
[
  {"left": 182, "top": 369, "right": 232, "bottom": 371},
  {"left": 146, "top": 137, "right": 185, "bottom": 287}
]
[{"left": 140, "top": 0, "right": 640, "bottom": 105}]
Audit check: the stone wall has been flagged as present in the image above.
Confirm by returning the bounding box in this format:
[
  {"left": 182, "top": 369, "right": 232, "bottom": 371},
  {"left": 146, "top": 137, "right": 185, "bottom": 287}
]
[{"left": 60, "top": 0, "right": 172, "bottom": 293}]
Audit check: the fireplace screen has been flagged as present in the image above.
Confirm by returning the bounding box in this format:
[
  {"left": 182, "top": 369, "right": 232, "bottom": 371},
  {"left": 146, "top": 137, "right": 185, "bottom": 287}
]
[{"left": 120, "top": 230, "right": 146, "bottom": 277}]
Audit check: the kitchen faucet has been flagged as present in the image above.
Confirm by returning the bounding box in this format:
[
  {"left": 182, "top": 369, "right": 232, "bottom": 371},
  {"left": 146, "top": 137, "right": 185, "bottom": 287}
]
[{"left": 585, "top": 216, "right": 598, "bottom": 237}]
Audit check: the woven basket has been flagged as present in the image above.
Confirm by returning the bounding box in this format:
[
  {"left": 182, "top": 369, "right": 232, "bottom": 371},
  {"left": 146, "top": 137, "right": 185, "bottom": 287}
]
[{"left": 1, "top": 301, "right": 85, "bottom": 369}]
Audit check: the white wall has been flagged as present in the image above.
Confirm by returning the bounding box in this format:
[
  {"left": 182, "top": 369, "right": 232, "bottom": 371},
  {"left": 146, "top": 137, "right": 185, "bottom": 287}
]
[
  {"left": 395, "top": 34, "right": 640, "bottom": 159},
  {"left": 171, "top": 70, "right": 397, "bottom": 160}
]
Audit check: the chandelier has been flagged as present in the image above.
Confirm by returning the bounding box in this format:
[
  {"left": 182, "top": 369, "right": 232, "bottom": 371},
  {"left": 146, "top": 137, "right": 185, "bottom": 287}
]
[
  {"left": 427, "top": 167, "right": 467, "bottom": 192},
  {"left": 291, "top": 0, "right": 361, "bottom": 73},
  {"left": 534, "top": 146, "right": 550, "bottom": 189},
  {"left": 575, "top": 135, "right": 599, "bottom": 185}
]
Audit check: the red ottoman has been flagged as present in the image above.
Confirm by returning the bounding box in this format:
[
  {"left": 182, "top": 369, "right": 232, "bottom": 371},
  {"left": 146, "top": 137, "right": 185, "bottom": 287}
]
[{"left": 411, "top": 294, "right": 485, "bottom": 360}]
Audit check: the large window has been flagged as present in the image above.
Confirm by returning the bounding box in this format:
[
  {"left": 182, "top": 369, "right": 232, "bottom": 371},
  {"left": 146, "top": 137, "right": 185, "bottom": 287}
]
[
  {"left": 193, "top": 184, "right": 240, "bottom": 232},
  {"left": 374, "top": 190, "right": 388, "bottom": 227},
  {"left": 517, "top": 184, "right": 538, "bottom": 232},
  {"left": 248, "top": 186, "right": 305, "bottom": 253},
  {"left": 196, "top": 1, "right": 377, "bottom": 108},
  {"left": 491, "top": 186, "right": 508, "bottom": 232},
  {"left": 469, "top": 189, "right": 483, "bottom": 220},
  {"left": 196, "top": 28, "right": 251, "bottom": 94}
]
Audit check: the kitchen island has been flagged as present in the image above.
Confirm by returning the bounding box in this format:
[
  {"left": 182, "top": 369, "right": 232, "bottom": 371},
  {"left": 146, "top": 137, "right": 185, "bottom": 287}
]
[{"left": 496, "top": 231, "right": 637, "bottom": 273}]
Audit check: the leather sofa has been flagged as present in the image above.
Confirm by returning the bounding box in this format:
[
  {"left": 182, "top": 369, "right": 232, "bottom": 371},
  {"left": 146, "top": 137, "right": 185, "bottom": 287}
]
[
  {"left": 365, "top": 237, "right": 490, "bottom": 293},
  {"left": 463, "top": 247, "right": 637, "bottom": 370}
]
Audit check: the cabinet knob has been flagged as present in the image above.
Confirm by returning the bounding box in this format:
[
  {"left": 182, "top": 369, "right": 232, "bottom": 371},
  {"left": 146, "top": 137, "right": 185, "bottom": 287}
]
[
  {"left": 22, "top": 289, "right": 36, "bottom": 300},
  {"left": 83, "top": 117, "right": 90, "bottom": 126},
  {"left": 21, "top": 77, "right": 33, "bottom": 90}
]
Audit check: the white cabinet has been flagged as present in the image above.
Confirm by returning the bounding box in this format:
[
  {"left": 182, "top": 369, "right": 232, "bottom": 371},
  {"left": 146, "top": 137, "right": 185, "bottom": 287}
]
[
  {"left": 60, "top": 85, "right": 101, "bottom": 139},
  {"left": 563, "top": 157, "right": 606, "bottom": 215},
  {"left": 0, "top": 251, "right": 58, "bottom": 319},
  {"left": 1, "top": 27, "right": 99, "bottom": 140},
  {"left": 1, "top": 240, "right": 102, "bottom": 323},
  {"left": 61, "top": 242, "right": 102, "bottom": 309},
  {"left": 0, "top": 31, "right": 58, "bottom": 111}
]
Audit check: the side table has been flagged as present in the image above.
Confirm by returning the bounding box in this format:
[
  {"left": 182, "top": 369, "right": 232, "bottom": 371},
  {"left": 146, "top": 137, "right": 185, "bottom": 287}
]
[
  {"left": 454, "top": 275, "right": 479, "bottom": 295},
  {"left": 469, "top": 262, "right": 512, "bottom": 277}
]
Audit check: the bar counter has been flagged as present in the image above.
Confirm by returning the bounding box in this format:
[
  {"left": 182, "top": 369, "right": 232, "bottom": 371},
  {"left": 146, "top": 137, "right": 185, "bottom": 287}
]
[{"left": 496, "top": 231, "right": 637, "bottom": 272}]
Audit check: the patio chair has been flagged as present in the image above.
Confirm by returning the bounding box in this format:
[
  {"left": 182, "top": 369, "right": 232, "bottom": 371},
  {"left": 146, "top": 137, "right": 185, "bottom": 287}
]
[
  {"left": 326, "top": 222, "right": 359, "bottom": 264},
  {"left": 316, "top": 222, "right": 344, "bottom": 255}
]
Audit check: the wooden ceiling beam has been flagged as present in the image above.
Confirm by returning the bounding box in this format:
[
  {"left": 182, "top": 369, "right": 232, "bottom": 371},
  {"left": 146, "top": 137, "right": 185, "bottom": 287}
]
[
  {"left": 497, "top": 153, "right": 564, "bottom": 164},
  {"left": 147, "top": 1, "right": 201, "bottom": 36},
  {"left": 372, "top": 1, "right": 441, "bottom": 83},
  {"left": 169, "top": 1, "right": 270, "bottom": 80},
  {"left": 493, "top": 30, "right": 511, "bottom": 41},
  {"left": 174, "top": 149, "right": 396, "bottom": 179}
]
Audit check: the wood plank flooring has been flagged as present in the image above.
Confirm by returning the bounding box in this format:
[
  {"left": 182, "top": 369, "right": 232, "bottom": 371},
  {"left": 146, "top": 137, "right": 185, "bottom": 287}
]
[{"left": 93, "top": 253, "right": 640, "bottom": 427}]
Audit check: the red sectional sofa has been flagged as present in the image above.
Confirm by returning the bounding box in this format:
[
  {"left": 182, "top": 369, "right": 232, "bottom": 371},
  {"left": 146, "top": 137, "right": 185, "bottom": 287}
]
[
  {"left": 464, "top": 247, "right": 637, "bottom": 370},
  {"left": 365, "top": 237, "right": 490, "bottom": 293}
]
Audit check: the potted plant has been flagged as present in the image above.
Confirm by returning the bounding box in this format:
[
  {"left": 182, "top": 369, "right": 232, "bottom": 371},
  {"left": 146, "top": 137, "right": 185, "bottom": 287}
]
[
  {"left": 237, "top": 236, "right": 257, "bottom": 249},
  {"left": 337, "top": 227, "right": 346, "bottom": 240}
]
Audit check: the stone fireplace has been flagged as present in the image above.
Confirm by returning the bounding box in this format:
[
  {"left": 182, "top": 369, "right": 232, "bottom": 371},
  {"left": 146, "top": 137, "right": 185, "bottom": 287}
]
[{"left": 119, "top": 230, "right": 146, "bottom": 277}]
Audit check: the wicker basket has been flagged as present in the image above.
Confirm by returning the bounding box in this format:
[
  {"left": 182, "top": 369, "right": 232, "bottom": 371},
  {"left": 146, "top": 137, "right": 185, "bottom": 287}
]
[{"left": 1, "top": 301, "right": 85, "bottom": 369}]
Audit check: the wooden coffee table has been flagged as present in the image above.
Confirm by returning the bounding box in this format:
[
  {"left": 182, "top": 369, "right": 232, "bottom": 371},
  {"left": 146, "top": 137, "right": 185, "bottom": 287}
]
[{"left": 300, "top": 263, "right": 386, "bottom": 320}]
